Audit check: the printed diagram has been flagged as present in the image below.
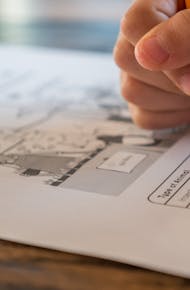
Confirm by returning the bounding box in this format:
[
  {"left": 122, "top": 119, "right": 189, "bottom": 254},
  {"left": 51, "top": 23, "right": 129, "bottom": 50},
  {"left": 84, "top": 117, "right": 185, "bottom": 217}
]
[{"left": 0, "top": 68, "right": 185, "bottom": 195}]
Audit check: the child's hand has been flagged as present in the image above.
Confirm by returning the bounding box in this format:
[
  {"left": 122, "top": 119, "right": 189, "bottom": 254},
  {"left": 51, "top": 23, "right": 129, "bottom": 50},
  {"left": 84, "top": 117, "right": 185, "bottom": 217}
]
[{"left": 114, "top": 0, "right": 190, "bottom": 129}]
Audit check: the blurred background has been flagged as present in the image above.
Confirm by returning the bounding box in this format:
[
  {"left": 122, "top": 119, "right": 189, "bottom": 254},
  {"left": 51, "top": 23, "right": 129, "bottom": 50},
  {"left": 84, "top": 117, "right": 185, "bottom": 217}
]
[{"left": 0, "top": 0, "right": 132, "bottom": 52}]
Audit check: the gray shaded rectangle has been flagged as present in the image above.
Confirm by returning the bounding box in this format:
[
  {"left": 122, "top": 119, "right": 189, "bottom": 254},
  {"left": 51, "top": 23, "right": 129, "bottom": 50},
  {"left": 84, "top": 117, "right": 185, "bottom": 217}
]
[{"left": 62, "top": 144, "right": 161, "bottom": 196}]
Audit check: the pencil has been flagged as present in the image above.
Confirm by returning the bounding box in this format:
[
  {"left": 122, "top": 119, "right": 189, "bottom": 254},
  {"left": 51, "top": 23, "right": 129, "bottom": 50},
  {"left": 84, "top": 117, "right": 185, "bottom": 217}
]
[
  {"left": 185, "top": 0, "right": 190, "bottom": 8},
  {"left": 178, "top": 0, "right": 190, "bottom": 9}
]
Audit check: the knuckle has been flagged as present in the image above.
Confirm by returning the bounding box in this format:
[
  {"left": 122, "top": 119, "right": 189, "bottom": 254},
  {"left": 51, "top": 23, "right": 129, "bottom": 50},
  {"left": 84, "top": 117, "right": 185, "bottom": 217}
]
[
  {"left": 129, "top": 106, "right": 156, "bottom": 129},
  {"left": 113, "top": 45, "right": 124, "bottom": 69},
  {"left": 134, "top": 116, "right": 156, "bottom": 130},
  {"left": 114, "top": 39, "right": 135, "bottom": 71},
  {"left": 120, "top": 10, "right": 136, "bottom": 43},
  {"left": 121, "top": 76, "right": 137, "bottom": 102},
  {"left": 120, "top": 3, "right": 148, "bottom": 44}
]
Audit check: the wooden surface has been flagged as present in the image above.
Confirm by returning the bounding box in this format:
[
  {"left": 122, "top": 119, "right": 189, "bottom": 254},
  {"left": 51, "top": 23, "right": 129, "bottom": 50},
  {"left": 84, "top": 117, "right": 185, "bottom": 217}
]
[{"left": 0, "top": 240, "right": 189, "bottom": 290}]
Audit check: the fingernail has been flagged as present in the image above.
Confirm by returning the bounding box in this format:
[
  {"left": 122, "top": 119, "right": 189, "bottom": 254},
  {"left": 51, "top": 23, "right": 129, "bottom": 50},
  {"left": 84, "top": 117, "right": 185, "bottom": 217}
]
[
  {"left": 180, "top": 74, "right": 190, "bottom": 95},
  {"left": 136, "top": 37, "right": 170, "bottom": 65}
]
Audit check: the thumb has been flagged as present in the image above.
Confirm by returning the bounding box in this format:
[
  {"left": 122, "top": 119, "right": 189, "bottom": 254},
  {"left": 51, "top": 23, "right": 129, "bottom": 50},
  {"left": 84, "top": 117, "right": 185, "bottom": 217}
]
[{"left": 135, "top": 9, "right": 190, "bottom": 71}]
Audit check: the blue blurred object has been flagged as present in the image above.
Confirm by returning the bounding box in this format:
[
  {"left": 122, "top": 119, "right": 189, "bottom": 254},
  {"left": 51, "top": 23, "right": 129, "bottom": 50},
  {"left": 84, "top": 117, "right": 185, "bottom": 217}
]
[{"left": 0, "top": 20, "right": 119, "bottom": 52}]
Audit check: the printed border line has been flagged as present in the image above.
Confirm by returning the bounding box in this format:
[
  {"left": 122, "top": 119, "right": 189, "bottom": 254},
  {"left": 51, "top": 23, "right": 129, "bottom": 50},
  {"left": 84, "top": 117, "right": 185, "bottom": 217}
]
[
  {"left": 148, "top": 154, "right": 190, "bottom": 207},
  {"left": 165, "top": 177, "right": 190, "bottom": 205}
]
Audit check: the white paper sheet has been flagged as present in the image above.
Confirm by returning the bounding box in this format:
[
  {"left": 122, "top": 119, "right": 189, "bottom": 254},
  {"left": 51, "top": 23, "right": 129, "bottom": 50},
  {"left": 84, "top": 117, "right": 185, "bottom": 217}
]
[{"left": 0, "top": 45, "right": 190, "bottom": 278}]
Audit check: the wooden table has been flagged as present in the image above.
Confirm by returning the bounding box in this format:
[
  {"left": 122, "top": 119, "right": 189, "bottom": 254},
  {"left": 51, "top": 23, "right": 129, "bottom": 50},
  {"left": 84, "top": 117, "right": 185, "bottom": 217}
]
[
  {"left": 0, "top": 20, "right": 189, "bottom": 289},
  {"left": 0, "top": 239, "right": 189, "bottom": 290}
]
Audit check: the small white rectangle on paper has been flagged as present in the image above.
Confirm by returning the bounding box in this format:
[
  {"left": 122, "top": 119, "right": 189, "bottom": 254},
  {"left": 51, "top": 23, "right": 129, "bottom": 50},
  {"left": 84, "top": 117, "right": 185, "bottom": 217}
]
[{"left": 98, "top": 151, "right": 146, "bottom": 173}]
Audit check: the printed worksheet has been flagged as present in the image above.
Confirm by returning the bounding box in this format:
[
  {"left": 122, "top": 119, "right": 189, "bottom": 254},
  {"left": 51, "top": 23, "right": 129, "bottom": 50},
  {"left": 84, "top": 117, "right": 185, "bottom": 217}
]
[{"left": 0, "top": 45, "right": 190, "bottom": 278}]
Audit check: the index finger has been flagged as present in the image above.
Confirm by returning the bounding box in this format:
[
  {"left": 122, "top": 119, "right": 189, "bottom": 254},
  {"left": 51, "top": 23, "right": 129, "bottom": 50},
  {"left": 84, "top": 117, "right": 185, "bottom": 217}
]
[{"left": 121, "top": 0, "right": 178, "bottom": 45}]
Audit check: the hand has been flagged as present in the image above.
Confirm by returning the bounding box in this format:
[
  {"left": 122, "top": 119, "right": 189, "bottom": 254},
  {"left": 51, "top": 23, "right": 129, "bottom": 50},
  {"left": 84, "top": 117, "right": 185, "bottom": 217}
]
[{"left": 114, "top": 0, "right": 190, "bottom": 129}]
